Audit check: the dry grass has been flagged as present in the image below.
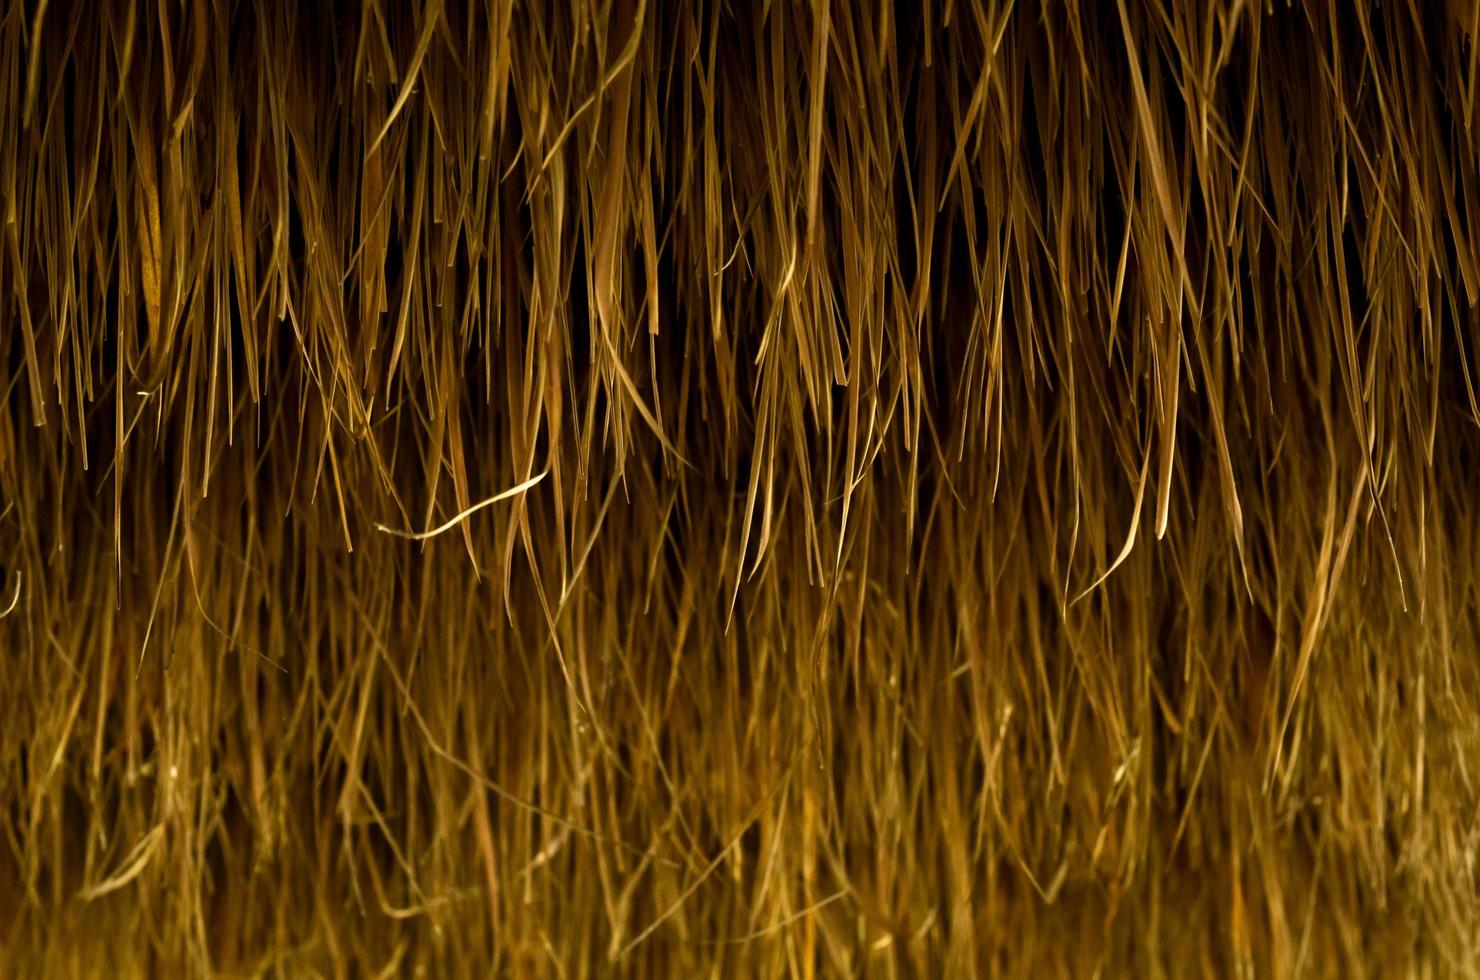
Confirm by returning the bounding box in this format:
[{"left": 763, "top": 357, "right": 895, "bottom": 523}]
[{"left": 2, "top": 0, "right": 1480, "bottom": 975}]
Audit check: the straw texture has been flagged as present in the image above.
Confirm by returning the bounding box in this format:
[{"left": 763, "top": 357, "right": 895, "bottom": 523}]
[{"left": 2, "top": 0, "right": 1479, "bottom": 975}]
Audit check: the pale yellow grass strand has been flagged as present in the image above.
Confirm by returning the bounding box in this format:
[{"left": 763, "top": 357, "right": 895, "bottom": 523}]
[{"left": 374, "top": 468, "right": 550, "bottom": 540}]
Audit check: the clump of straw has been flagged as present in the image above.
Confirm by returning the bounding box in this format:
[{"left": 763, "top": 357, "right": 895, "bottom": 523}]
[{"left": 2, "top": 0, "right": 1478, "bottom": 974}]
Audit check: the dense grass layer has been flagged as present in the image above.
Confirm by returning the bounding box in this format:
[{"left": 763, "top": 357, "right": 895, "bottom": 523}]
[{"left": 3, "top": 0, "right": 1480, "bottom": 974}]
